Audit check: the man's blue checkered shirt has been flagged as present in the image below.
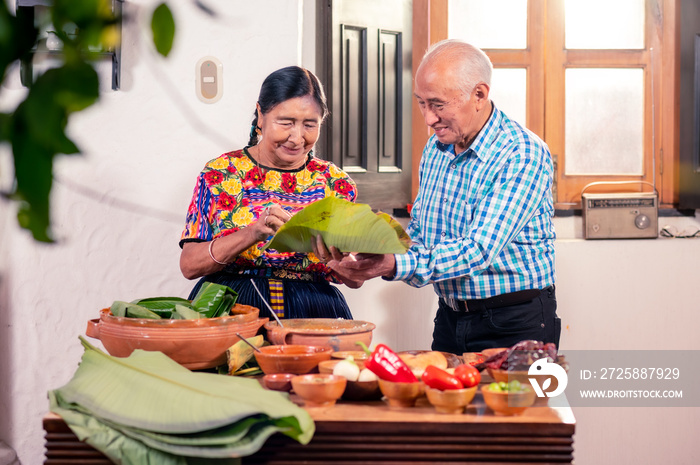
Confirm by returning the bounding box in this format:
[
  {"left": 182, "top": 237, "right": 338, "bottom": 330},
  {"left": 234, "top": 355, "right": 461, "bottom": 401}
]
[{"left": 393, "top": 104, "right": 556, "bottom": 300}]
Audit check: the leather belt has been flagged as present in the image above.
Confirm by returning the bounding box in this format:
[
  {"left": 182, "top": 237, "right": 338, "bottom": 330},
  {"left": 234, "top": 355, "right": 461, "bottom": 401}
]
[{"left": 444, "top": 287, "right": 551, "bottom": 313}]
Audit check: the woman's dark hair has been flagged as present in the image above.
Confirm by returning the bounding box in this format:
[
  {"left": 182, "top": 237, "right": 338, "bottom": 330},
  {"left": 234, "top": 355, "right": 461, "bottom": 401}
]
[{"left": 248, "top": 66, "right": 329, "bottom": 146}]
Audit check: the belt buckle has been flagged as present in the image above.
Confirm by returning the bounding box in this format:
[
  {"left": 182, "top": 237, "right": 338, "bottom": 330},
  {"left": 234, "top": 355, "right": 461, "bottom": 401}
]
[{"left": 445, "top": 296, "right": 468, "bottom": 313}]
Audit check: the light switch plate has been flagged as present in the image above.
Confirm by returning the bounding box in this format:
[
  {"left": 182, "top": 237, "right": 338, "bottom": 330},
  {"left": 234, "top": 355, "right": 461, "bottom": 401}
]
[{"left": 196, "top": 56, "right": 222, "bottom": 103}]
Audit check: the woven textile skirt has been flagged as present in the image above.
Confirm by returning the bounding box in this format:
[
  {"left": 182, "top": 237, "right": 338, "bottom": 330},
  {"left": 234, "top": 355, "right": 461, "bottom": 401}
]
[{"left": 187, "top": 271, "right": 353, "bottom": 321}]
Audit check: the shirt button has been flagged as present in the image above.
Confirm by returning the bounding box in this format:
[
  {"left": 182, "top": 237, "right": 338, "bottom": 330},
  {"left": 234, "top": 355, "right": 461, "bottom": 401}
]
[
  {"left": 441, "top": 231, "right": 446, "bottom": 237},
  {"left": 443, "top": 197, "right": 448, "bottom": 202},
  {"left": 451, "top": 164, "right": 457, "bottom": 169}
]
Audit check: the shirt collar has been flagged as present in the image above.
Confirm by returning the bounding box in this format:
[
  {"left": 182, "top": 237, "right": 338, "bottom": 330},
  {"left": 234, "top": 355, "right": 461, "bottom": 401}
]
[{"left": 435, "top": 102, "right": 503, "bottom": 161}]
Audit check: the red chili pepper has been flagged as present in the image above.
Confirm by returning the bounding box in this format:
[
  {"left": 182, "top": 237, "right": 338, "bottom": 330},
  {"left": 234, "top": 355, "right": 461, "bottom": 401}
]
[
  {"left": 421, "top": 365, "right": 464, "bottom": 390},
  {"left": 357, "top": 342, "right": 417, "bottom": 383}
]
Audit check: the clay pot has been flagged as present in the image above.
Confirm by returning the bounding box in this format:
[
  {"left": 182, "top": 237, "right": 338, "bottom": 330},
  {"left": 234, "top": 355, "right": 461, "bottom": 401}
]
[
  {"left": 481, "top": 385, "right": 537, "bottom": 415},
  {"left": 425, "top": 385, "right": 478, "bottom": 414},
  {"left": 291, "top": 374, "right": 347, "bottom": 407},
  {"left": 254, "top": 344, "right": 333, "bottom": 375},
  {"left": 377, "top": 379, "right": 425, "bottom": 409},
  {"left": 264, "top": 318, "right": 375, "bottom": 352},
  {"left": 86, "top": 305, "right": 267, "bottom": 370}
]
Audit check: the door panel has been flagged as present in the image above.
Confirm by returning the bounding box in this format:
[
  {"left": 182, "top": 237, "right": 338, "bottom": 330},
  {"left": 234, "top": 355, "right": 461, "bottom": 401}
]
[{"left": 318, "top": 0, "right": 413, "bottom": 212}]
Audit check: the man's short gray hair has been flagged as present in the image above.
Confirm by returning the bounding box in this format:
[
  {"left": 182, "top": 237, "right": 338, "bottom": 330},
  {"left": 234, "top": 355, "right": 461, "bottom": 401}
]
[{"left": 418, "top": 39, "right": 493, "bottom": 96}]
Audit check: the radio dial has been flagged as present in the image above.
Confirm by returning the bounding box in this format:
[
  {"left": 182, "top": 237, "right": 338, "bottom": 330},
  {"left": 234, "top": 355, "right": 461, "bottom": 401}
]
[{"left": 635, "top": 213, "right": 651, "bottom": 229}]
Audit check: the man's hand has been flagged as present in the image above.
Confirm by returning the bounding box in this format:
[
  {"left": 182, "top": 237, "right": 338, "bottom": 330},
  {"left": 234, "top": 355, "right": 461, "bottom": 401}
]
[
  {"left": 311, "top": 235, "right": 396, "bottom": 289},
  {"left": 328, "top": 253, "right": 396, "bottom": 288}
]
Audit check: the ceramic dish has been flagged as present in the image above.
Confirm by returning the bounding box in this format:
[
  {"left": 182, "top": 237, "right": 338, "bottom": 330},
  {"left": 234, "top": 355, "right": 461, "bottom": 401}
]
[
  {"left": 291, "top": 374, "right": 347, "bottom": 407},
  {"left": 254, "top": 344, "right": 332, "bottom": 375},
  {"left": 86, "top": 305, "right": 267, "bottom": 370},
  {"left": 264, "top": 319, "right": 375, "bottom": 351}
]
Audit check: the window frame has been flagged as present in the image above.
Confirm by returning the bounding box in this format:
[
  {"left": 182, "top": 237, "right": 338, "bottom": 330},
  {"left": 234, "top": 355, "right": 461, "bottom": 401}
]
[{"left": 412, "top": 0, "right": 679, "bottom": 209}]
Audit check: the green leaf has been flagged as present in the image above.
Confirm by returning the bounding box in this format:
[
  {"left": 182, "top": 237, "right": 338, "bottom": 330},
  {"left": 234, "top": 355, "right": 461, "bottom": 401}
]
[
  {"left": 173, "top": 304, "right": 203, "bottom": 320},
  {"left": 126, "top": 305, "right": 162, "bottom": 319},
  {"left": 132, "top": 297, "right": 193, "bottom": 311},
  {"left": 191, "top": 283, "right": 238, "bottom": 318},
  {"left": 151, "top": 3, "right": 175, "bottom": 57},
  {"left": 265, "top": 196, "right": 410, "bottom": 254}
]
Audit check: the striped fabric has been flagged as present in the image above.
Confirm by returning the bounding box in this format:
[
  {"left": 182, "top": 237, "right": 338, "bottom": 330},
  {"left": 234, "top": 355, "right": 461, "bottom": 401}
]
[
  {"left": 393, "top": 104, "right": 556, "bottom": 300},
  {"left": 268, "top": 279, "right": 285, "bottom": 318}
]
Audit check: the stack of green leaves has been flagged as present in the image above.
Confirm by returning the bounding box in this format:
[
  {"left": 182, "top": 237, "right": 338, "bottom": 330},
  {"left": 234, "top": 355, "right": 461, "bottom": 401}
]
[
  {"left": 110, "top": 283, "right": 238, "bottom": 319},
  {"left": 49, "top": 337, "right": 314, "bottom": 465}
]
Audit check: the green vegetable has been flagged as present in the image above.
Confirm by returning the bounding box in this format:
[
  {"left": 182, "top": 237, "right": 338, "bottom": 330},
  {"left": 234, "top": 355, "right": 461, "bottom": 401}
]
[{"left": 487, "top": 380, "right": 529, "bottom": 393}]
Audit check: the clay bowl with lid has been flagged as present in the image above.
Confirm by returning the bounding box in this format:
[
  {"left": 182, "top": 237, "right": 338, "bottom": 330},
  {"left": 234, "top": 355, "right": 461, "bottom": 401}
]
[
  {"left": 85, "top": 304, "right": 267, "bottom": 370},
  {"left": 264, "top": 318, "right": 375, "bottom": 352},
  {"left": 254, "top": 344, "right": 333, "bottom": 375}
]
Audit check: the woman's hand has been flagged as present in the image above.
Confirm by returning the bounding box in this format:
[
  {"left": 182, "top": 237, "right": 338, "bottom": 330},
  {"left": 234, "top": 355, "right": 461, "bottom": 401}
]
[{"left": 251, "top": 205, "right": 292, "bottom": 242}]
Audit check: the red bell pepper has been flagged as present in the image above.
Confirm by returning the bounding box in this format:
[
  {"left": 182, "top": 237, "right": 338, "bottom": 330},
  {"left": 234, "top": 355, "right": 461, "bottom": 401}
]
[
  {"left": 357, "top": 342, "right": 417, "bottom": 383},
  {"left": 422, "top": 365, "right": 463, "bottom": 390}
]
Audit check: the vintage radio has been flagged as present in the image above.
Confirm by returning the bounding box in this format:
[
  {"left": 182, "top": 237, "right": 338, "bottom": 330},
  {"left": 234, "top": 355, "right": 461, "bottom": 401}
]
[{"left": 581, "top": 191, "right": 658, "bottom": 239}]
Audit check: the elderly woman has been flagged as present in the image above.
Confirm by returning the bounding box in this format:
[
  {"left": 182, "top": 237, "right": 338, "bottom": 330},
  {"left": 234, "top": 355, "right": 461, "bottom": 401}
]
[{"left": 179, "top": 66, "right": 357, "bottom": 320}]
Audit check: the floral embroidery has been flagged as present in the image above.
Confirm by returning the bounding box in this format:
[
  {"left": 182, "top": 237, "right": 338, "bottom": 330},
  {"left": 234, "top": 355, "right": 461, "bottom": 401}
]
[
  {"left": 217, "top": 192, "right": 236, "bottom": 210},
  {"left": 204, "top": 170, "right": 223, "bottom": 186},
  {"left": 280, "top": 172, "right": 297, "bottom": 193},
  {"left": 180, "top": 149, "right": 357, "bottom": 280}
]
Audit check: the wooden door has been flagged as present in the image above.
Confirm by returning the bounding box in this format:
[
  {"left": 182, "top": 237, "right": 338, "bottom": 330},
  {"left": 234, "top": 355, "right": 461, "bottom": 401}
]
[{"left": 317, "top": 0, "right": 413, "bottom": 212}]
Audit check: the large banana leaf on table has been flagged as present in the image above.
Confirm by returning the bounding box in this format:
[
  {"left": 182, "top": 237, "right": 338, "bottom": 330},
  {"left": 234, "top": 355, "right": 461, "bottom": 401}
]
[
  {"left": 265, "top": 196, "right": 411, "bottom": 254},
  {"left": 49, "top": 337, "right": 314, "bottom": 464}
]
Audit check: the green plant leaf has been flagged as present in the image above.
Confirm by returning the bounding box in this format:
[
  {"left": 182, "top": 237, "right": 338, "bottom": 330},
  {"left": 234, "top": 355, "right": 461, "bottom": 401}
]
[
  {"left": 173, "top": 304, "right": 203, "bottom": 320},
  {"left": 191, "top": 283, "right": 238, "bottom": 318},
  {"left": 265, "top": 196, "right": 410, "bottom": 254},
  {"left": 151, "top": 3, "right": 175, "bottom": 57},
  {"left": 48, "top": 337, "right": 314, "bottom": 460}
]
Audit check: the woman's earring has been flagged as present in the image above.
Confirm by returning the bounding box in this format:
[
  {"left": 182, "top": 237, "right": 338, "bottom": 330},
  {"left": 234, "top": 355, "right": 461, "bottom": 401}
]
[{"left": 255, "top": 126, "right": 262, "bottom": 136}]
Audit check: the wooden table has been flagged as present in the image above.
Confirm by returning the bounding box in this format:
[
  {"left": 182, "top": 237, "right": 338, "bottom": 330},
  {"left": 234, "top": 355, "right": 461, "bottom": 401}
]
[{"left": 44, "top": 392, "right": 575, "bottom": 464}]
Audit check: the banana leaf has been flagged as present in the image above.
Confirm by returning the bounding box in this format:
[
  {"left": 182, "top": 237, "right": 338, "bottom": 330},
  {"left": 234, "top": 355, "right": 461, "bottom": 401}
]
[
  {"left": 191, "top": 283, "right": 239, "bottom": 318},
  {"left": 48, "top": 338, "right": 314, "bottom": 463},
  {"left": 110, "top": 301, "right": 162, "bottom": 319},
  {"left": 264, "top": 196, "right": 411, "bottom": 254},
  {"left": 173, "top": 304, "right": 203, "bottom": 320},
  {"left": 226, "top": 335, "right": 264, "bottom": 375}
]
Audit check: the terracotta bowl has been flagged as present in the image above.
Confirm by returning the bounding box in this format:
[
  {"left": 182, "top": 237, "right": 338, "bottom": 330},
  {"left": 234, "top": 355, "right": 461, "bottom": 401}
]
[
  {"left": 377, "top": 379, "right": 425, "bottom": 409},
  {"left": 264, "top": 319, "right": 375, "bottom": 352},
  {"left": 254, "top": 344, "right": 332, "bottom": 375},
  {"left": 425, "top": 385, "right": 478, "bottom": 414},
  {"left": 331, "top": 350, "right": 369, "bottom": 361},
  {"left": 261, "top": 373, "right": 295, "bottom": 392},
  {"left": 342, "top": 379, "right": 382, "bottom": 401},
  {"left": 481, "top": 385, "right": 536, "bottom": 415},
  {"left": 85, "top": 305, "right": 267, "bottom": 370},
  {"left": 487, "top": 367, "right": 563, "bottom": 403},
  {"left": 291, "top": 374, "right": 347, "bottom": 407}
]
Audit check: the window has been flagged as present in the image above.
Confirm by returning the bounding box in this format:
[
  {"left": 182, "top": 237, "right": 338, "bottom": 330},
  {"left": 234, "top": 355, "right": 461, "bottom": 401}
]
[{"left": 417, "top": 0, "right": 678, "bottom": 209}]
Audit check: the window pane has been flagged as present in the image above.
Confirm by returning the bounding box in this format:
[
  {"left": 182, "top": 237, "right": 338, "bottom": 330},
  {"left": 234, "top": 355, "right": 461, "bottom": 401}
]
[
  {"left": 565, "top": 68, "right": 644, "bottom": 175},
  {"left": 565, "top": 0, "right": 645, "bottom": 50},
  {"left": 490, "top": 68, "right": 527, "bottom": 128},
  {"left": 448, "top": 0, "right": 527, "bottom": 50}
]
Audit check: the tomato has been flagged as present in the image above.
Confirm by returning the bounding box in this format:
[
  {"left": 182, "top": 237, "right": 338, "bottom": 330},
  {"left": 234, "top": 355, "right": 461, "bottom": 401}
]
[
  {"left": 421, "top": 365, "right": 464, "bottom": 390},
  {"left": 454, "top": 364, "right": 481, "bottom": 388}
]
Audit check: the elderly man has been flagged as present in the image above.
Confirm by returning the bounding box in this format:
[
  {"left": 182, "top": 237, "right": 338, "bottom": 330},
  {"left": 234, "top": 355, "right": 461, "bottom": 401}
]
[{"left": 320, "top": 39, "right": 559, "bottom": 354}]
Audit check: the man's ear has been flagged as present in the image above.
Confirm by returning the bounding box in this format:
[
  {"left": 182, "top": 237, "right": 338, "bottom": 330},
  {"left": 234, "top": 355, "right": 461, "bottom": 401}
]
[{"left": 473, "top": 82, "right": 490, "bottom": 110}]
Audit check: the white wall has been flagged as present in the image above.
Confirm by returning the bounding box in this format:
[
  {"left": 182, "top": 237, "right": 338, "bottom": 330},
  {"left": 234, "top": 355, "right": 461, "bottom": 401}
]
[{"left": 1, "top": 1, "right": 699, "bottom": 464}]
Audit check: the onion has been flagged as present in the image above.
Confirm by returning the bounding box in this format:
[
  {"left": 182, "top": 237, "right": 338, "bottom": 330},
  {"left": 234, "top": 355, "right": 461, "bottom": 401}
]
[{"left": 332, "top": 359, "right": 360, "bottom": 381}]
